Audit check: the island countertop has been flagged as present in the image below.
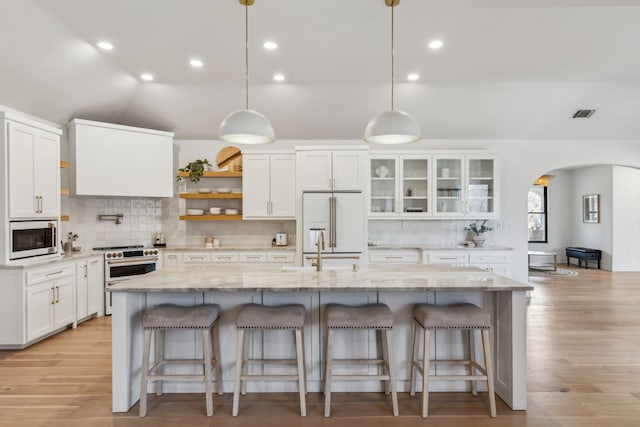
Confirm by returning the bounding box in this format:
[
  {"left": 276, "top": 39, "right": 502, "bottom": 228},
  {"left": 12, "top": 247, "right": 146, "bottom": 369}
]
[{"left": 107, "top": 263, "right": 533, "bottom": 293}]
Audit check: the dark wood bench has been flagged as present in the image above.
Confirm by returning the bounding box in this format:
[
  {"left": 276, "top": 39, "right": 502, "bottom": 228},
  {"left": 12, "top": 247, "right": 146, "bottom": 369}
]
[{"left": 565, "top": 247, "right": 601, "bottom": 269}]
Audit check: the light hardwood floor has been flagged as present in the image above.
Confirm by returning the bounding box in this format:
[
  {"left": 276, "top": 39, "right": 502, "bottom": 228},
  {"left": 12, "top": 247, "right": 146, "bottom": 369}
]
[{"left": 1, "top": 266, "right": 639, "bottom": 426}]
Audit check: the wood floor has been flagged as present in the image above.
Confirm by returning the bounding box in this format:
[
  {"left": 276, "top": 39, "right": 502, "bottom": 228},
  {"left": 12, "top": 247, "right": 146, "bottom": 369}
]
[{"left": 1, "top": 266, "right": 640, "bottom": 426}]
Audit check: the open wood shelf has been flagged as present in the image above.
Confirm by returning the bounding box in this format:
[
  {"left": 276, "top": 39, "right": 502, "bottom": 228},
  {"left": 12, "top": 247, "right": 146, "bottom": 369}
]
[
  {"left": 178, "top": 171, "right": 242, "bottom": 178},
  {"left": 60, "top": 161, "right": 69, "bottom": 169},
  {"left": 60, "top": 188, "right": 70, "bottom": 196},
  {"left": 60, "top": 215, "right": 70, "bottom": 222},
  {"left": 179, "top": 215, "right": 243, "bottom": 221},
  {"left": 179, "top": 193, "right": 242, "bottom": 199}
]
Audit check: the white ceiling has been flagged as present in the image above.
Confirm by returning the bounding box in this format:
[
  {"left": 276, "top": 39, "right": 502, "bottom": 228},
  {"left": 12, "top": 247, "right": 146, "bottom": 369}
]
[{"left": 1, "top": 0, "right": 640, "bottom": 140}]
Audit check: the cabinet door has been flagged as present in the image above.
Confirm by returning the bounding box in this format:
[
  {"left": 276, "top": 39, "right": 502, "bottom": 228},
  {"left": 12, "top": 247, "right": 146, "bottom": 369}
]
[
  {"left": 332, "top": 151, "right": 365, "bottom": 191},
  {"left": 269, "top": 155, "right": 296, "bottom": 218},
  {"left": 54, "top": 278, "right": 75, "bottom": 329},
  {"left": 370, "top": 156, "right": 399, "bottom": 216},
  {"left": 26, "top": 282, "right": 54, "bottom": 341},
  {"left": 163, "top": 252, "right": 182, "bottom": 267},
  {"left": 86, "top": 258, "right": 103, "bottom": 315},
  {"left": 298, "top": 151, "right": 333, "bottom": 191},
  {"left": 76, "top": 263, "right": 88, "bottom": 320},
  {"left": 242, "top": 155, "right": 271, "bottom": 218},
  {"left": 401, "top": 156, "right": 430, "bottom": 216},
  {"left": 7, "top": 121, "right": 37, "bottom": 218},
  {"left": 466, "top": 156, "right": 497, "bottom": 218},
  {"left": 33, "top": 131, "right": 60, "bottom": 218},
  {"left": 433, "top": 156, "right": 464, "bottom": 216}
]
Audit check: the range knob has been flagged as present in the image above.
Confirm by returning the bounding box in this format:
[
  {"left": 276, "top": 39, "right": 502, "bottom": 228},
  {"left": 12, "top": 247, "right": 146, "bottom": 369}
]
[
  {"left": 106, "top": 253, "right": 112, "bottom": 258},
  {"left": 152, "top": 249, "right": 158, "bottom": 255}
]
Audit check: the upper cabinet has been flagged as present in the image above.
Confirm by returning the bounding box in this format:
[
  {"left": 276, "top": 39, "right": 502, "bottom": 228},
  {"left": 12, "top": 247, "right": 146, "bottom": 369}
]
[
  {"left": 242, "top": 153, "right": 295, "bottom": 219},
  {"left": 297, "top": 148, "right": 367, "bottom": 191},
  {"left": 68, "top": 119, "right": 174, "bottom": 197},
  {"left": 1, "top": 112, "right": 61, "bottom": 219}
]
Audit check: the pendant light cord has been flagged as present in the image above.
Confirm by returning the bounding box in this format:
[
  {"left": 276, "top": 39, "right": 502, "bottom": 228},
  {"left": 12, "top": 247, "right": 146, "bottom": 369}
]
[
  {"left": 390, "top": 3, "right": 395, "bottom": 111},
  {"left": 245, "top": 1, "right": 249, "bottom": 110}
]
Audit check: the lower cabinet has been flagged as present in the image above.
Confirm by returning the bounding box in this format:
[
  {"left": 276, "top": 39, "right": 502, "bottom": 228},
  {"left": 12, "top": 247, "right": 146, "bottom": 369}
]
[
  {"left": 76, "top": 256, "right": 104, "bottom": 322},
  {"left": 369, "top": 249, "right": 421, "bottom": 264},
  {"left": 162, "top": 249, "right": 295, "bottom": 267},
  {"left": 423, "top": 249, "right": 512, "bottom": 277}
]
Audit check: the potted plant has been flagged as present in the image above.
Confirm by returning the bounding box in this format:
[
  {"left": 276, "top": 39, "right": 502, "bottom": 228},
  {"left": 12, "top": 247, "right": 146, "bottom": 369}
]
[
  {"left": 464, "top": 220, "right": 493, "bottom": 247},
  {"left": 64, "top": 232, "right": 79, "bottom": 253},
  {"left": 176, "top": 159, "right": 212, "bottom": 183}
]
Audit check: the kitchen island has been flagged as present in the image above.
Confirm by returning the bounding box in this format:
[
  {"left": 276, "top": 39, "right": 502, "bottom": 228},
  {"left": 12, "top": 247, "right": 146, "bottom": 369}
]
[{"left": 109, "top": 264, "right": 532, "bottom": 413}]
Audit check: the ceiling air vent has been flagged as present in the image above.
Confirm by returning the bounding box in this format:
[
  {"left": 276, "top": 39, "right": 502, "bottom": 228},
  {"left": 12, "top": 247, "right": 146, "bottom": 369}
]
[{"left": 572, "top": 109, "right": 596, "bottom": 119}]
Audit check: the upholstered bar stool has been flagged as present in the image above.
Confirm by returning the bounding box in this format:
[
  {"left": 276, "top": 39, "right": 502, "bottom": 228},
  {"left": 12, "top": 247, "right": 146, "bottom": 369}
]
[
  {"left": 410, "top": 303, "right": 496, "bottom": 418},
  {"left": 233, "top": 303, "right": 307, "bottom": 417},
  {"left": 324, "top": 303, "right": 398, "bottom": 417},
  {"left": 139, "top": 303, "right": 222, "bottom": 417}
]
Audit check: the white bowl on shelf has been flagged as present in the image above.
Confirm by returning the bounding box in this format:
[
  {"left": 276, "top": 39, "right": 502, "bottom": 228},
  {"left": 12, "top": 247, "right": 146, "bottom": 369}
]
[
  {"left": 209, "top": 207, "right": 221, "bottom": 215},
  {"left": 231, "top": 188, "right": 242, "bottom": 194},
  {"left": 225, "top": 208, "right": 239, "bottom": 215},
  {"left": 187, "top": 208, "right": 204, "bottom": 216},
  {"left": 198, "top": 188, "right": 212, "bottom": 194},
  {"left": 217, "top": 188, "right": 231, "bottom": 193}
]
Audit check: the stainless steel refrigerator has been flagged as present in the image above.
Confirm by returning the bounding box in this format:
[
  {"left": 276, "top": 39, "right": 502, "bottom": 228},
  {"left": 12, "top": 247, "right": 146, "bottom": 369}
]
[{"left": 302, "top": 191, "right": 364, "bottom": 266}]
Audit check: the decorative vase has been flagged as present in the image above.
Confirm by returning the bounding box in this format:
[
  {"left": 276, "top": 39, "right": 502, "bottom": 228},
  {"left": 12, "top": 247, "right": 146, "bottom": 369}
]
[{"left": 473, "top": 235, "right": 485, "bottom": 247}]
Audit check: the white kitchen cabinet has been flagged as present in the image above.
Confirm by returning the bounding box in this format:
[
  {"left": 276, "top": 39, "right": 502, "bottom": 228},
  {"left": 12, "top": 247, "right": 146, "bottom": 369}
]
[
  {"left": 369, "top": 154, "right": 431, "bottom": 218},
  {"left": 242, "top": 153, "right": 295, "bottom": 219},
  {"left": 423, "top": 249, "right": 512, "bottom": 277},
  {"left": 2, "top": 114, "right": 61, "bottom": 219},
  {"left": 68, "top": 119, "right": 174, "bottom": 197},
  {"left": 163, "top": 251, "right": 182, "bottom": 267},
  {"left": 433, "top": 155, "right": 498, "bottom": 218},
  {"left": 211, "top": 252, "right": 239, "bottom": 263},
  {"left": 297, "top": 148, "right": 367, "bottom": 191},
  {"left": 369, "top": 249, "right": 421, "bottom": 264},
  {"left": 183, "top": 252, "right": 212, "bottom": 263},
  {"left": 76, "top": 256, "right": 103, "bottom": 322}
]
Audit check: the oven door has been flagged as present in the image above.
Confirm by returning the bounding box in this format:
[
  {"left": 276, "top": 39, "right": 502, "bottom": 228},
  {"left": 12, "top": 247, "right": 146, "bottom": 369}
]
[
  {"left": 105, "top": 257, "right": 158, "bottom": 315},
  {"left": 9, "top": 220, "right": 58, "bottom": 260}
]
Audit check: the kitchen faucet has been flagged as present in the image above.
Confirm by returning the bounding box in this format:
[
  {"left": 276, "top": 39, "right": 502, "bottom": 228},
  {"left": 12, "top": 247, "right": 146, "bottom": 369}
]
[{"left": 314, "top": 230, "right": 325, "bottom": 272}]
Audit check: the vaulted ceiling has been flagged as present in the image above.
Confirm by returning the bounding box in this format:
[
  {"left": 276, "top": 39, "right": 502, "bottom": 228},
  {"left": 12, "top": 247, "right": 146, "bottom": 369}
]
[{"left": 1, "top": 0, "right": 640, "bottom": 140}]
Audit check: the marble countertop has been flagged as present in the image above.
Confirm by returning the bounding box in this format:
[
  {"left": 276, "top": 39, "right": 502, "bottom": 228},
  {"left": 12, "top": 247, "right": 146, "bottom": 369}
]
[
  {"left": 368, "top": 244, "right": 513, "bottom": 251},
  {"left": 0, "top": 250, "right": 104, "bottom": 269},
  {"left": 108, "top": 264, "right": 532, "bottom": 293}
]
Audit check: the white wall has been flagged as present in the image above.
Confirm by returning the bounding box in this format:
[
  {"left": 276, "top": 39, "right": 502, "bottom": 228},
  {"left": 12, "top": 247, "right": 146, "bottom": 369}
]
[{"left": 612, "top": 166, "right": 640, "bottom": 270}]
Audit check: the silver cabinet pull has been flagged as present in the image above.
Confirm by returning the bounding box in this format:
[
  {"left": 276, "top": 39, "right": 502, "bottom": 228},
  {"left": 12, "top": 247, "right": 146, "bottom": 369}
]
[{"left": 46, "top": 270, "right": 64, "bottom": 277}]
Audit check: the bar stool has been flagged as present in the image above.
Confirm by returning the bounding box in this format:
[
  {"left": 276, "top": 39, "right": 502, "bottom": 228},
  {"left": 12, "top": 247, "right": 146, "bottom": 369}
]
[
  {"left": 324, "top": 303, "right": 398, "bottom": 417},
  {"left": 410, "top": 303, "right": 496, "bottom": 418},
  {"left": 139, "top": 303, "right": 222, "bottom": 417},
  {"left": 233, "top": 303, "right": 307, "bottom": 417}
]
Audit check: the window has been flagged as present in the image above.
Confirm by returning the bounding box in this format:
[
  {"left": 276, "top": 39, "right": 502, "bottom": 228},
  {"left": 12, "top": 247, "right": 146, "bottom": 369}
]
[{"left": 528, "top": 185, "right": 547, "bottom": 242}]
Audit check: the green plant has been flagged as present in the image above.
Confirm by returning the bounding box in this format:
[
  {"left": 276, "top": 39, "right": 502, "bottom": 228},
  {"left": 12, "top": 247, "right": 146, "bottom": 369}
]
[
  {"left": 176, "top": 159, "right": 212, "bottom": 183},
  {"left": 67, "top": 232, "right": 79, "bottom": 242},
  {"left": 465, "top": 220, "right": 493, "bottom": 235}
]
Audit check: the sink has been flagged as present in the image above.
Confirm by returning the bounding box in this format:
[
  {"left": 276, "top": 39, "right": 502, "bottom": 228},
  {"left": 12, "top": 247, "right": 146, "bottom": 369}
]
[{"left": 280, "top": 266, "right": 355, "bottom": 272}]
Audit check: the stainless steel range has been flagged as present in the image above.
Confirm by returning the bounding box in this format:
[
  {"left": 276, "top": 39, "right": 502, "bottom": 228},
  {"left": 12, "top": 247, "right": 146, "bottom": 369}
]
[{"left": 96, "top": 245, "right": 160, "bottom": 315}]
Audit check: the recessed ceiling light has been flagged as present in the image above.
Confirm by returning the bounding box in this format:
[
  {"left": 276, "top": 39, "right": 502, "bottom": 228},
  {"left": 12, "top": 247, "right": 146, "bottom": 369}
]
[
  {"left": 263, "top": 41, "right": 278, "bottom": 50},
  {"left": 273, "top": 74, "right": 285, "bottom": 82},
  {"left": 97, "top": 41, "right": 114, "bottom": 50},
  {"left": 189, "top": 59, "right": 204, "bottom": 68},
  {"left": 407, "top": 73, "right": 420, "bottom": 81},
  {"left": 428, "top": 39, "right": 443, "bottom": 49},
  {"left": 140, "top": 73, "right": 154, "bottom": 82}
]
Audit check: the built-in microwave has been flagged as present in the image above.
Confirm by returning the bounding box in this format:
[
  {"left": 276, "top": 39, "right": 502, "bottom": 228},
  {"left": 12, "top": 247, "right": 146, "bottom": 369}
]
[{"left": 9, "top": 220, "right": 58, "bottom": 260}]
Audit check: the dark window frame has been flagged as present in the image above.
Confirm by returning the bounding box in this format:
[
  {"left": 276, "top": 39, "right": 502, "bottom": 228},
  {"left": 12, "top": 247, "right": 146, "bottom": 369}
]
[{"left": 528, "top": 185, "right": 548, "bottom": 243}]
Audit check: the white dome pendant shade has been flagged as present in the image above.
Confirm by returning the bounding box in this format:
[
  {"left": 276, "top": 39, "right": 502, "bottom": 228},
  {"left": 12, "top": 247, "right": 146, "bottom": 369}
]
[
  {"left": 218, "top": 0, "right": 275, "bottom": 145},
  {"left": 219, "top": 109, "right": 275, "bottom": 144},
  {"left": 363, "top": 110, "right": 421, "bottom": 144},
  {"left": 364, "top": 0, "right": 420, "bottom": 145}
]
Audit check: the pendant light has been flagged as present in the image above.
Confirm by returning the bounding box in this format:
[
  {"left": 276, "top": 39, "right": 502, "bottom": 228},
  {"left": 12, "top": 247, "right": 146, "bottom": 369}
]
[
  {"left": 219, "top": 0, "right": 275, "bottom": 144},
  {"left": 364, "top": 0, "right": 421, "bottom": 144}
]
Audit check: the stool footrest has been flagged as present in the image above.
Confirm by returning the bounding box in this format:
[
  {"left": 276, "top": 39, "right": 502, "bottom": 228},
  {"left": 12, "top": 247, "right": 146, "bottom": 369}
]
[
  {"left": 241, "top": 374, "right": 301, "bottom": 381},
  {"left": 428, "top": 374, "right": 488, "bottom": 381},
  {"left": 329, "top": 358, "right": 386, "bottom": 365},
  {"left": 146, "top": 374, "right": 208, "bottom": 382},
  {"left": 330, "top": 374, "right": 391, "bottom": 381},
  {"left": 245, "top": 358, "right": 299, "bottom": 365}
]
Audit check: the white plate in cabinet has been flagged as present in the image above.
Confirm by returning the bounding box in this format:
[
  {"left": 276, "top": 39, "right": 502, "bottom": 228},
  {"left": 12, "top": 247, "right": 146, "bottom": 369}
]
[
  {"left": 211, "top": 252, "right": 239, "bottom": 263},
  {"left": 425, "top": 251, "right": 469, "bottom": 265},
  {"left": 183, "top": 252, "right": 211, "bottom": 263},
  {"left": 369, "top": 250, "right": 420, "bottom": 264},
  {"left": 239, "top": 252, "right": 267, "bottom": 263}
]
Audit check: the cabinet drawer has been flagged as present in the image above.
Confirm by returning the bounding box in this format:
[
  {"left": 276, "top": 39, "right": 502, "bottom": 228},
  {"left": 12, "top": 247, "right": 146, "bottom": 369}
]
[
  {"left": 426, "top": 252, "right": 469, "bottom": 264},
  {"left": 267, "top": 252, "right": 295, "bottom": 263},
  {"left": 469, "top": 252, "right": 511, "bottom": 264},
  {"left": 369, "top": 250, "right": 420, "bottom": 264},
  {"left": 183, "top": 252, "right": 211, "bottom": 263},
  {"left": 26, "top": 263, "right": 75, "bottom": 285},
  {"left": 211, "top": 252, "right": 239, "bottom": 263},
  {"left": 239, "top": 252, "right": 267, "bottom": 263}
]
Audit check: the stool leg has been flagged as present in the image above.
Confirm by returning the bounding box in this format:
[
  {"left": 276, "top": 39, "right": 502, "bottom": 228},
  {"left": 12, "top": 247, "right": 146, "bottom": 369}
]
[
  {"left": 241, "top": 329, "right": 250, "bottom": 395},
  {"left": 409, "top": 319, "right": 419, "bottom": 397},
  {"left": 155, "top": 330, "right": 164, "bottom": 396},
  {"left": 324, "top": 328, "right": 335, "bottom": 417},
  {"left": 482, "top": 329, "right": 497, "bottom": 418},
  {"left": 211, "top": 322, "right": 223, "bottom": 395},
  {"left": 301, "top": 328, "right": 308, "bottom": 395},
  {"left": 295, "top": 329, "right": 307, "bottom": 417},
  {"left": 421, "top": 328, "right": 431, "bottom": 418},
  {"left": 468, "top": 329, "right": 478, "bottom": 396},
  {"left": 384, "top": 329, "right": 399, "bottom": 416},
  {"left": 232, "top": 329, "right": 245, "bottom": 417},
  {"left": 202, "top": 329, "right": 214, "bottom": 416},
  {"left": 139, "top": 329, "right": 152, "bottom": 417},
  {"left": 380, "top": 329, "right": 390, "bottom": 395}
]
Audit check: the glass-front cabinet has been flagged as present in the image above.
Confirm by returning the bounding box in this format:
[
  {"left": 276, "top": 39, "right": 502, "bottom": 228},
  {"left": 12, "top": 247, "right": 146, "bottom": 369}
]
[
  {"left": 466, "top": 156, "right": 496, "bottom": 217},
  {"left": 370, "top": 155, "right": 430, "bottom": 218},
  {"left": 433, "top": 156, "right": 464, "bottom": 216}
]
